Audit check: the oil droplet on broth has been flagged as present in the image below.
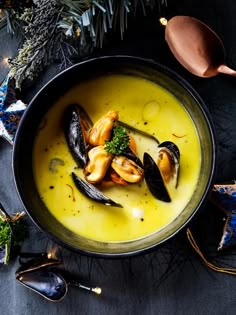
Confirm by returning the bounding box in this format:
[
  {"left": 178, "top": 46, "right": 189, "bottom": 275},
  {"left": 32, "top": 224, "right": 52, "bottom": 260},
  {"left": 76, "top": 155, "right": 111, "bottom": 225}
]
[{"left": 142, "top": 100, "right": 161, "bottom": 122}]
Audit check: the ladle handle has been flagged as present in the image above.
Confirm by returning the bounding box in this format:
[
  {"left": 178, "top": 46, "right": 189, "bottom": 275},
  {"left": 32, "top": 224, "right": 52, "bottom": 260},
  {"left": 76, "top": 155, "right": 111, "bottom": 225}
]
[{"left": 217, "top": 64, "right": 236, "bottom": 77}]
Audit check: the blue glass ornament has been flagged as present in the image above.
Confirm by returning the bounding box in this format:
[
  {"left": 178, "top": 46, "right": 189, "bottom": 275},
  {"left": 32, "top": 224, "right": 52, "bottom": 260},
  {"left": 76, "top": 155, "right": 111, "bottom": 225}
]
[
  {"left": 211, "top": 182, "right": 236, "bottom": 250},
  {"left": 0, "top": 74, "right": 26, "bottom": 145}
]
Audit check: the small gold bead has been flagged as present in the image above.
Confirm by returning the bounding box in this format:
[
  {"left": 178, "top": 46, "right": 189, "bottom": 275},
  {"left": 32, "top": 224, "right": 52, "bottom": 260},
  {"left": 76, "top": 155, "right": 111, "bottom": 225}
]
[{"left": 159, "top": 17, "right": 168, "bottom": 26}]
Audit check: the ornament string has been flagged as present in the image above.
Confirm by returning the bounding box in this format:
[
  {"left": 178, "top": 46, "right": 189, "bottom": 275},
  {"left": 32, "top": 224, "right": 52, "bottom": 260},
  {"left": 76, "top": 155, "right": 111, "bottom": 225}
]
[{"left": 187, "top": 228, "right": 236, "bottom": 276}]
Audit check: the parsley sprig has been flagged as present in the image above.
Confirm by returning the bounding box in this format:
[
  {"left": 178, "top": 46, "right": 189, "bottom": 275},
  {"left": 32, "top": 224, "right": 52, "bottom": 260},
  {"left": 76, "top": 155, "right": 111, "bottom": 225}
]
[{"left": 105, "top": 126, "right": 130, "bottom": 155}]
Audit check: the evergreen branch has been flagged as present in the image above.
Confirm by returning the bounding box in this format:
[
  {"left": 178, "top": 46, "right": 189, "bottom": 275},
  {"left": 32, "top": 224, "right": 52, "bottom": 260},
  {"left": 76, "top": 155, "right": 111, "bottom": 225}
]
[
  {"left": 8, "top": 0, "right": 167, "bottom": 88},
  {"left": 0, "top": 8, "right": 20, "bottom": 34},
  {"left": 59, "top": 0, "right": 91, "bottom": 14},
  {"left": 9, "top": 1, "right": 64, "bottom": 88}
]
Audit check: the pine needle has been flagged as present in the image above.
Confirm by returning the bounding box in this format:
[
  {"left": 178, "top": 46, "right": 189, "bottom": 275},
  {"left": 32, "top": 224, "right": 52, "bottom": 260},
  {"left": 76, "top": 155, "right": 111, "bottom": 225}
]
[{"left": 7, "top": 0, "right": 167, "bottom": 88}]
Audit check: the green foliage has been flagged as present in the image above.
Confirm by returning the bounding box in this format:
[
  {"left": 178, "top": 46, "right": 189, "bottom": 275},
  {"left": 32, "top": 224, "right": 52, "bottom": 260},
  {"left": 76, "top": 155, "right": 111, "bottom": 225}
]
[
  {"left": 0, "top": 215, "right": 28, "bottom": 247},
  {"left": 9, "top": 0, "right": 64, "bottom": 88},
  {"left": 0, "top": 217, "right": 11, "bottom": 246},
  {"left": 0, "top": 213, "right": 28, "bottom": 265},
  {"left": 0, "top": 8, "right": 21, "bottom": 34},
  {"left": 105, "top": 126, "right": 130, "bottom": 155},
  {"left": 6, "top": 0, "right": 165, "bottom": 88}
]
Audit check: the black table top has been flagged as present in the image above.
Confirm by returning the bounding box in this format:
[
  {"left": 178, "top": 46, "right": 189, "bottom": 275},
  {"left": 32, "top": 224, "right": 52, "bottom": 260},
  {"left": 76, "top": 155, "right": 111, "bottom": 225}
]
[{"left": 1, "top": 1, "right": 236, "bottom": 314}]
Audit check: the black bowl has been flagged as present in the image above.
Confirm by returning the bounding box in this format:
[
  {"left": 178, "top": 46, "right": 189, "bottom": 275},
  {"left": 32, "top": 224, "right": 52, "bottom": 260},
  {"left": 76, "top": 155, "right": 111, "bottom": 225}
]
[{"left": 12, "top": 56, "right": 216, "bottom": 257}]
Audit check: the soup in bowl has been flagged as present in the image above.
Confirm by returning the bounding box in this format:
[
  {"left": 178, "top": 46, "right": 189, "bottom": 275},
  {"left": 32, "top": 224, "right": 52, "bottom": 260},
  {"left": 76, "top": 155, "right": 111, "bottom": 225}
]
[{"left": 13, "top": 56, "right": 216, "bottom": 257}]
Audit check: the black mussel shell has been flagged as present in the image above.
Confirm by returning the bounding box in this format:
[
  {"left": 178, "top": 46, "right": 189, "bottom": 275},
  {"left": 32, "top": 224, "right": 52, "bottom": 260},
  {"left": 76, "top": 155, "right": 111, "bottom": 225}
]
[
  {"left": 16, "top": 257, "right": 62, "bottom": 276},
  {"left": 117, "top": 120, "right": 160, "bottom": 145},
  {"left": 16, "top": 270, "right": 67, "bottom": 302},
  {"left": 158, "top": 141, "right": 180, "bottom": 161},
  {"left": 123, "top": 147, "right": 143, "bottom": 168},
  {"left": 143, "top": 152, "right": 171, "bottom": 202},
  {"left": 64, "top": 104, "right": 92, "bottom": 168},
  {"left": 157, "top": 141, "right": 180, "bottom": 189},
  {"left": 72, "top": 172, "right": 123, "bottom": 208}
]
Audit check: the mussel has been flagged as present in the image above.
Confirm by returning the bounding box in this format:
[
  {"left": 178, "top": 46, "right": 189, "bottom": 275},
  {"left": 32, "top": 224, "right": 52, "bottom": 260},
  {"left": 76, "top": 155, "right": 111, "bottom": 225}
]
[
  {"left": 17, "top": 269, "right": 67, "bottom": 302},
  {"left": 88, "top": 110, "right": 118, "bottom": 146},
  {"left": 143, "top": 141, "right": 180, "bottom": 202},
  {"left": 122, "top": 147, "right": 143, "bottom": 168},
  {"left": 143, "top": 152, "right": 171, "bottom": 202},
  {"left": 111, "top": 156, "right": 144, "bottom": 184},
  {"left": 16, "top": 255, "right": 101, "bottom": 301},
  {"left": 156, "top": 141, "right": 180, "bottom": 189},
  {"left": 72, "top": 172, "right": 123, "bottom": 208},
  {"left": 64, "top": 104, "right": 93, "bottom": 168},
  {"left": 84, "top": 146, "right": 113, "bottom": 184}
]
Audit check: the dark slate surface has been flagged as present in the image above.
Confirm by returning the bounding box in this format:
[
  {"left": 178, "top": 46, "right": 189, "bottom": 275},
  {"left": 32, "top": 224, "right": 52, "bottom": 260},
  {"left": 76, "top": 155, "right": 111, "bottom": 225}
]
[{"left": 1, "top": 1, "right": 236, "bottom": 314}]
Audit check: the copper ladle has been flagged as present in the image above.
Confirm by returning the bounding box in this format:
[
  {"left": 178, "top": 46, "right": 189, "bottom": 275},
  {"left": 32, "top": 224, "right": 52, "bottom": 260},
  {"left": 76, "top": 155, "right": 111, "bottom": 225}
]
[{"left": 161, "top": 16, "right": 236, "bottom": 78}]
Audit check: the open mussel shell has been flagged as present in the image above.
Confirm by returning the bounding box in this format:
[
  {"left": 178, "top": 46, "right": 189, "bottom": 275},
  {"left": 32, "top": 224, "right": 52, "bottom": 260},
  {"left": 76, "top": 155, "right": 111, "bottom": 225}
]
[
  {"left": 16, "top": 256, "right": 66, "bottom": 302},
  {"left": 16, "top": 269, "right": 67, "bottom": 302},
  {"left": 64, "top": 104, "right": 92, "bottom": 168},
  {"left": 72, "top": 172, "right": 123, "bottom": 208},
  {"left": 157, "top": 141, "right": 180, "bottom": 189},
  {"left": 143, "top": 152, "right": 171, "bottom": 202},
  {"left": 16, "top": 256, "right": 62, "bottom": 275},
  {"left": 16, "top": 255, "right": 102, "bottom": 300},
  {"left": 122, "top": 147, "right": 143, "bottom": 168},
  {"left": 158, "top": 141, "right": 180, "bottom": 161}
]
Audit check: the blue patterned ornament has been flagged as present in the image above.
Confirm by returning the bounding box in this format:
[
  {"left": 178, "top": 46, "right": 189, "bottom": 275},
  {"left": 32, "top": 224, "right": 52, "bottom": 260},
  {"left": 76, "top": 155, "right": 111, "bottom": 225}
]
[
  {"left": 211, "top": 182, "right": 236, "bottom": 250},
  {"left": 0, "top": 74, "right": 26, "bottom": 145}
]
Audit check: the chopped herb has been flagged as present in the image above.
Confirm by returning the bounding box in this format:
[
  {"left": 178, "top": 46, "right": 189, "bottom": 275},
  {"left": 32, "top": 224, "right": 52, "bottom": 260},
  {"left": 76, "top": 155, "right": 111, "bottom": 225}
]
[{"left": 104, "top": 126, "right": 130, "bottom": 155}]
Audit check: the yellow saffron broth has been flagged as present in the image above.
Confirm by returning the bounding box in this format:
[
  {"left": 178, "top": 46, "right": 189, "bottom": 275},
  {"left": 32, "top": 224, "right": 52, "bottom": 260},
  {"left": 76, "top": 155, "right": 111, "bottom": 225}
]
[{"left": 33, "top": 74, "right": 201, "bottom": 242}]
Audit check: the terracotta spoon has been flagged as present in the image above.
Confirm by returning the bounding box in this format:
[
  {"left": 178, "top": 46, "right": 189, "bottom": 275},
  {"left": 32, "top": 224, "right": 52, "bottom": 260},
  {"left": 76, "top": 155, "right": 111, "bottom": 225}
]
[{"left": 161, "top": 16, "right": 236, "bottom": 78}]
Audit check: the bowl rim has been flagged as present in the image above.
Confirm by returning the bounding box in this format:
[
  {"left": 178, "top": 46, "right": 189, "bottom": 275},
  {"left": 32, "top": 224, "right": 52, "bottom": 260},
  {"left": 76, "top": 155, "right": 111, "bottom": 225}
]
[{"left": 12, "top": 55, "right": 217, "bottom": 258}]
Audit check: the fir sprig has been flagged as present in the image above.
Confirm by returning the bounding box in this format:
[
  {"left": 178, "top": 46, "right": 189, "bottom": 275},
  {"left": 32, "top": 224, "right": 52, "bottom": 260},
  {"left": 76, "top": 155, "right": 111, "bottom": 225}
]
[
  {"left": 9, "top": 1, "right": 63, "bottom": 88},
  {"left": 7, "top": 0, "right": 167, "bottom": 88},
  {"left": 0, "top": 8, "right": 21, "bottom": 34}
]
